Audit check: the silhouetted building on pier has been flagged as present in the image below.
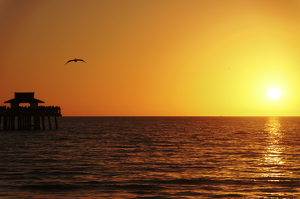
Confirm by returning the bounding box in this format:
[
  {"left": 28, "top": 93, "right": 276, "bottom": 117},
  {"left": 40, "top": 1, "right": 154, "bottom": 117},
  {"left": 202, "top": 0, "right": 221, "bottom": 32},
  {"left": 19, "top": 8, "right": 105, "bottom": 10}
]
[{"left": 0, "top": 92, "right": 61, "bottom": 130}]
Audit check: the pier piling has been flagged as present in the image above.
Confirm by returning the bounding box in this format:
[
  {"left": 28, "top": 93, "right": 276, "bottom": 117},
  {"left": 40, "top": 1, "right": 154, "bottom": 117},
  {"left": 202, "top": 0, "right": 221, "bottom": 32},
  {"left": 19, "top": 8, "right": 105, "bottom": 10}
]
[{"left": 48, "top": 116, "right": 52, "bottom": 129}]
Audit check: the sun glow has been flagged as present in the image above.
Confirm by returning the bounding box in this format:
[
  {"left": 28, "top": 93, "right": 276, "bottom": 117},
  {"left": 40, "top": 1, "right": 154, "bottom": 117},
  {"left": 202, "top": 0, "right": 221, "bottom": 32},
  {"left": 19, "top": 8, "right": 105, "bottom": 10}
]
[{"left": 268, "top": 88, "right": 281, "bottom": 100}]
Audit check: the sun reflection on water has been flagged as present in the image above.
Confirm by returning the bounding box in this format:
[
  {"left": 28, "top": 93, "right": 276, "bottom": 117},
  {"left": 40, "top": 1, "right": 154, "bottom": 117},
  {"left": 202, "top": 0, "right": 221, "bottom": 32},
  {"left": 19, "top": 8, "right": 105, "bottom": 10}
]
[{"left": 262, "top": 117, "right": 284, "bottom": 179}]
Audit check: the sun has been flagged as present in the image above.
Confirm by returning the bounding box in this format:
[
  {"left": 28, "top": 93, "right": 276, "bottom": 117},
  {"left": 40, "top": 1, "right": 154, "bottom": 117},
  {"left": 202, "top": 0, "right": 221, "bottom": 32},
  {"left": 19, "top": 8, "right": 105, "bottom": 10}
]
[{"left": 268, "top": 88, "right": 281, "bottom": 100}]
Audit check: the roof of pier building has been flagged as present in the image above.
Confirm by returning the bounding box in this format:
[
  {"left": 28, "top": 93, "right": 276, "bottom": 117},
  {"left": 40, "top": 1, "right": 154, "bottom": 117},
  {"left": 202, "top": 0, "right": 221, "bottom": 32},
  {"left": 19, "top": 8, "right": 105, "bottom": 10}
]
[{"left": 4, "top": 92, "right": 44, "bottom": 105}]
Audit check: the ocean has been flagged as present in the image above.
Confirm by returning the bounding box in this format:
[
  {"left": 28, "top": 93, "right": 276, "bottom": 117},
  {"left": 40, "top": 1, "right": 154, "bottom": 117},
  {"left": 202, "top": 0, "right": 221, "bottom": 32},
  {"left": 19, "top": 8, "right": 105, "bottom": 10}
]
[{"left": 1, "top": 116, "right": 300, "bottom": 198}]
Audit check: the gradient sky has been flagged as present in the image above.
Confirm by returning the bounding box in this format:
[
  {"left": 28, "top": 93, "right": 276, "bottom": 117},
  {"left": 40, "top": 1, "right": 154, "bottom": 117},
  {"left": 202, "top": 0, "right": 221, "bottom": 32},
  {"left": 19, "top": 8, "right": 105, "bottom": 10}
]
[{"left": 1, "top": 0, "right": 300, "bottom": 116}]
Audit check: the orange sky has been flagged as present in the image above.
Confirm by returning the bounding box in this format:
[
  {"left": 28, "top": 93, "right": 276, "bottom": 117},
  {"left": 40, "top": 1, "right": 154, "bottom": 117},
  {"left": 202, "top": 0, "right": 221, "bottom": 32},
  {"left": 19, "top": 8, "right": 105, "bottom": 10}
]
[{"left": 1, "top": 0, "right": 300, "bottom": 116}]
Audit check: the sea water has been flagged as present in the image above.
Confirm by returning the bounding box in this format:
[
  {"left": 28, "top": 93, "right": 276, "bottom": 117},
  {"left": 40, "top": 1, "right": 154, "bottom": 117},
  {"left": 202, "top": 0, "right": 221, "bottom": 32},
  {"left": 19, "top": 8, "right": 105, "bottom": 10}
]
[{"left": 1, "top": 116, "right": 300, "bottom": 198}]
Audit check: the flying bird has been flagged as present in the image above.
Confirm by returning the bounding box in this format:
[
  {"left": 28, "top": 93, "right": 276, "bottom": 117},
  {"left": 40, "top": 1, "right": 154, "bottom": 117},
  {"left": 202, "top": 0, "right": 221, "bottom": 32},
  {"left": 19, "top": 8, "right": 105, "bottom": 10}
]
[{"left": 65, "top": 58, "right": 86, "bottom": 64}]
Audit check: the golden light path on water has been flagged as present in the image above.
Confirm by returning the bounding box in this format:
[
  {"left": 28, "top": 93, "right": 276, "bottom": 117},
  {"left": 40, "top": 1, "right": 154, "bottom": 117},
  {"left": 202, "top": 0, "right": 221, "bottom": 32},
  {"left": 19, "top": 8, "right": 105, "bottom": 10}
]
[
  {"left": 261, "top": 117, "right": 286, "bottom": 197},
  {"left": 263, "top": 117, "right": 284, "bottom": 177}
]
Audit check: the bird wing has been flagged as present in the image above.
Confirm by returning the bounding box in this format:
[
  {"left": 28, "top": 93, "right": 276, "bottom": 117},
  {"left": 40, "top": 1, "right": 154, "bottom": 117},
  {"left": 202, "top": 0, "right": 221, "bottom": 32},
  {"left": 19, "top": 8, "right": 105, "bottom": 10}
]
[
  {"left": 77, "top": 59, "right": 86, "bottom": 63},
  {"left": 65, "top": 59, "right": 75, "bottom": 64}
]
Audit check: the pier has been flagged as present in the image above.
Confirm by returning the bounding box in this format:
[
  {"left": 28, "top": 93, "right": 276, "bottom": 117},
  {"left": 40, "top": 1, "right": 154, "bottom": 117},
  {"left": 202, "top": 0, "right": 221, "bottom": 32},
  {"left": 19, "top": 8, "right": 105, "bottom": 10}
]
[{"left": 0, "top": 92, "right": 62, "bottom": 130}]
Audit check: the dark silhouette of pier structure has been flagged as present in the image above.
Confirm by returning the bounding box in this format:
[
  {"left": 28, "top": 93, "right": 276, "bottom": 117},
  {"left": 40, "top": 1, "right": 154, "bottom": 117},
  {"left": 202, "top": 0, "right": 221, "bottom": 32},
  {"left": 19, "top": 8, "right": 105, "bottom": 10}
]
[{"left": 0, "top": 92, "right": 61, "bottom": 130}]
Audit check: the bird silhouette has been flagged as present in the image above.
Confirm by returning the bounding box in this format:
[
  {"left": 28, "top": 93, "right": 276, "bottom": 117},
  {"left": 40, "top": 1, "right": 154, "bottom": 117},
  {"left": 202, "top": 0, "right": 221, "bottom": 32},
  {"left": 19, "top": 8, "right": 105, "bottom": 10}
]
[{"left": 65, "top": 58, "right": 86, "bottom": 64}]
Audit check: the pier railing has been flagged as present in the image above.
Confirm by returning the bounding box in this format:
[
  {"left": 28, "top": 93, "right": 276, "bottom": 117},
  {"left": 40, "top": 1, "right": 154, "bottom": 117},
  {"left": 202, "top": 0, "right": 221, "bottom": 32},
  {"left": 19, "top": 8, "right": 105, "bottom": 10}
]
[{"left": 0, "top": 106, "right": 61, "bottom": 116}]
